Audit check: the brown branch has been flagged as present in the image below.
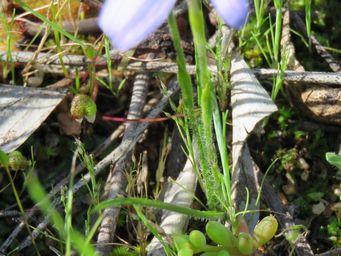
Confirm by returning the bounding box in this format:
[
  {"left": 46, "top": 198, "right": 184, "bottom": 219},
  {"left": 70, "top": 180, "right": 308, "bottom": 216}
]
[{"left": 281, "top": 6, "right": 305, "bottom": 71}]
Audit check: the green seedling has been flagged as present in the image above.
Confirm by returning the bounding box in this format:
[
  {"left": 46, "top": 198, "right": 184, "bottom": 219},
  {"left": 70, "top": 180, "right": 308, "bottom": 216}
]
[
  {"left": 285, "top": 228, "right": 300, "bottom": 244},
  {"left": 70, "top": 94, "right": 97, "bottom": 123},
  {"left": 8, "top": 151, "right": 30, "bottom": 171},
  {"left": 173, "top": 215, "right": 279, "bottom": 255},
  {"left": 284, "top": 224, "right": 307, "bottom": 244},
  {"left": 253, "top": 215, "right": 278, "bottom": 246}
]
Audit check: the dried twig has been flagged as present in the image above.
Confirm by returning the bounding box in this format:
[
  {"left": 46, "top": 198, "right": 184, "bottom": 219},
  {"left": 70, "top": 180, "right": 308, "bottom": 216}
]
[
  {"left": 96, "top": 73, "right": 150, "bottom": 256},
  {"left": 281, "top": 6, "right": 305, "bottom": 72},
  {"left": 0, "top": 210, "right": 26, "bottom": 218},
  {"left": 254, "top": 69, "right": 341, "bottom": 85},
  {"left": 2, "top": 51, "right": 340, "bottom": 85},
  {"left": 292, "top": 12, "right": 341, "bottom": 72},
  {"left": 0, "top": 50, "right": 120, "bottom": 67}
]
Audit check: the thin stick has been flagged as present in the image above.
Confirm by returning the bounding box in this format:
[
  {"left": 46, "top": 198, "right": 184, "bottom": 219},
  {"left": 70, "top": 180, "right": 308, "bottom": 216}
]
[
  {"left": 1, "top": 51, "right": 340, "bottom": 85},
  {"left": 292, "top": 12, "right": 341, "bottom": 72},
  {"left": 96, "top": 73, "right": 150, "bottom": 255}
]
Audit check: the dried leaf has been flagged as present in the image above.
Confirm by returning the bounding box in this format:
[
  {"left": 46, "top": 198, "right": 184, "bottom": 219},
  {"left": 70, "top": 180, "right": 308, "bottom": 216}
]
[
  {"left": 230, "top": 53, "right": 277, "bottom": 229},
  {"left": 0, "top": 84, "right": 66, "bottom": 153},
  {"left": 147, "top": 158, "right": 197, "bottom": 255}
]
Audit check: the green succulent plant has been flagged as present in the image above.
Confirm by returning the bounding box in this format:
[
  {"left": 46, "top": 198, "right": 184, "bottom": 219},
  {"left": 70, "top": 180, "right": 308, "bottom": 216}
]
[{"left": 173, "top": 215, "right": 279, "bottom": 256}]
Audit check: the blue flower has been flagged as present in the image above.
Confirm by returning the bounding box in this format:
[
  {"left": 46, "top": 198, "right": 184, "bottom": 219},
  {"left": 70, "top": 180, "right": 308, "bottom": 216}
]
[{"left": 99, "top": 0, "right": 249, "bottom": 52}]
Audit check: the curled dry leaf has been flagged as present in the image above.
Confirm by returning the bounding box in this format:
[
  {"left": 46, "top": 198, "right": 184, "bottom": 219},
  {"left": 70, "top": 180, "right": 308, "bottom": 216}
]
[
  {"left": 230, "top": 53, "right": 278, "bottom": 229},
  {"left": 147, "top": 158, "right": 197, "bottom": 255},
  {"left": 0, "top": 84, "right": 66, "bottom": 153}
]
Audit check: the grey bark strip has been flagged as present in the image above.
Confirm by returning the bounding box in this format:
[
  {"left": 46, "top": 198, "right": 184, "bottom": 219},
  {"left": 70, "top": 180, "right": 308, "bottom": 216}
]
[
  {"left": 281, "top": 7, "right": 305, "bottom": 72},
  {"left": 96, "top": 73, "right": 150, "bottom": 256},
  {"left": 253, "top": 69, "right": 341, "bottom": 85},
  {"left": 127, "top": 63, "right": 341, "bottom": 85},
  {"left": 0, "top": 79, "right": 179, "bottom": 254},
  {"left": 0, "top": 50, "right": 120, "bottom": 67}
]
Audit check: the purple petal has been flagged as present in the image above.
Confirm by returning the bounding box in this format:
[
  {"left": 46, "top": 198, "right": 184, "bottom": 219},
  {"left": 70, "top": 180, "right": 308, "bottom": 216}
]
[
  {"left": 99, "top": 0, "right": 176, "bottom": 51},
  {"left": 211, "top": 0, "right": 249, "bottom": 29}
]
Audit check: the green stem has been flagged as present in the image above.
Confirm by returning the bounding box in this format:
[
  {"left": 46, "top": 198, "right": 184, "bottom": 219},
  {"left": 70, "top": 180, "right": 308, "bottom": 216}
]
[
  {"left": 187, "top": 0, "right": 212, "bottom": 134},
  {"left": 169, "top": 11, "right": 216, "bottom": 201},
  {"left": 168, "top": 12, "right": 195, "bottom": 118},
  {"left": 188, "top": 0, "right": 222, "bottom": 208},
  {"left": 94, "top": 197, "right": 226, "bottom": 220},
  {"left": 274, "top": 0, "right": 283, "bottom": 64}
]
